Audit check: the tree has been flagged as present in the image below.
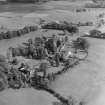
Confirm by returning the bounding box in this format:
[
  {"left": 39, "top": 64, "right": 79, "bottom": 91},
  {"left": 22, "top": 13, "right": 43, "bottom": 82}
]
[
  {"left": 92, "top": 0, "right": 97, "bottom": 3},
  {"left": 0, "top": 55, "right": 9, "bottom": 91}
]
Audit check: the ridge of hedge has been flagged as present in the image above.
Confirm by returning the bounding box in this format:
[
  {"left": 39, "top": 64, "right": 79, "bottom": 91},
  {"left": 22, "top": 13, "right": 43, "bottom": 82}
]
[{"left": 0, "top": 25, "right": 38, "bottom": 40}]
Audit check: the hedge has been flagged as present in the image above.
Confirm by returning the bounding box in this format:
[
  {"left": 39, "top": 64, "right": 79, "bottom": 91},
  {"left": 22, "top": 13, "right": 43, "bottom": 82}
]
[{"left": 0, "top": 25, "right": 38, "bottom": 40}]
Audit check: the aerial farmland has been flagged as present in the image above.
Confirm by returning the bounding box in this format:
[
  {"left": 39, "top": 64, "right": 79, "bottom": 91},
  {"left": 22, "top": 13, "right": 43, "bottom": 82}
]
[{"left": 0, "top": 0, "right": 105, "bottom": 105}]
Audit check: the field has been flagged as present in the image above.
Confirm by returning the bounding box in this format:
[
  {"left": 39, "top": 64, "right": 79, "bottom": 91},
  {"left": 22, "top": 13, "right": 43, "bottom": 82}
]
[{"left": 0, "top": 0, "right": 105, "bottom": 105}]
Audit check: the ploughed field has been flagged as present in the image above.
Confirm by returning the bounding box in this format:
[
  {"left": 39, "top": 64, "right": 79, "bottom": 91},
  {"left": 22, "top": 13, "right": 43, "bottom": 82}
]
[{"left": 0, "top": 1, "right": 105, "bottom": 105}]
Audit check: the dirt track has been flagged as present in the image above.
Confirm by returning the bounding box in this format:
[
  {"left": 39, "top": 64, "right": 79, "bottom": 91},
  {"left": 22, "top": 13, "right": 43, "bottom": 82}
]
[{"left": 0, "top": 1, "right": 105, "bottom": 105}]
